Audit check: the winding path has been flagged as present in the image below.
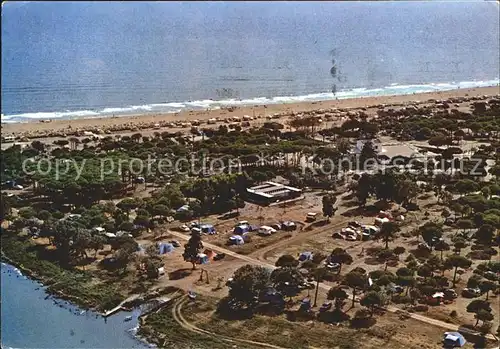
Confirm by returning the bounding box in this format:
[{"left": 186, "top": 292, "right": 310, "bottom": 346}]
[
  {"left": 172, "top": 295, "right": 289, "bottom": 349},
  {"left": 167, "top": 229, "right": 498, "bottom": 342}
]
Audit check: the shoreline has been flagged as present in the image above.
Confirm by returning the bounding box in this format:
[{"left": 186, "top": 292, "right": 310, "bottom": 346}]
[
  {"left": 1, "top": 261, "right": 155, "bottom": 348},
  {"left": 2, "top": 85, "right": 499, "bottom": 138},
  {"left": 0, "top": 251, "right": 99, "bottom": 312}
]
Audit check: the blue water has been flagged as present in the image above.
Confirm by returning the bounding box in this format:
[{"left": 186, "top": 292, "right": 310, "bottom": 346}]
[
  {"left": 1, "top": 1, "right": 499, "bottom": 122},
  {"left": 1, "top": 263, "right": 152, "bottom": 349}
]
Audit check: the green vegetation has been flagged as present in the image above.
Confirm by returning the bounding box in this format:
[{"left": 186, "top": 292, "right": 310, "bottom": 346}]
[{"left": 1, "top": 233, "right": 123, "bottom": 311}]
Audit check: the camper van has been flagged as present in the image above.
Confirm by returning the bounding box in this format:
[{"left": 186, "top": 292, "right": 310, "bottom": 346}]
[
  {"left": 2, "top": 135, "right": 15, "bottom": 143},
  {"left": 306, "top": 212, "right": 318, "bottom": 222}
]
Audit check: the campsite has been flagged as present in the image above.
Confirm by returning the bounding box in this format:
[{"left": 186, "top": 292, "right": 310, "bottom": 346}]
[{"left": 1, "top": 91, "right": 500, "bottom": 349}]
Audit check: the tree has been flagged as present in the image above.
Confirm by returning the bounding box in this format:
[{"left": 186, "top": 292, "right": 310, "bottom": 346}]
[
  {"left": 89, "top": 235, "right": 106, "bottom": 258},
  {"left": 454, "top": 179, "right": 479, "bottom": 196},
  {"left": 359, "top": 141, "right": 378, "bottom": 169},
  {"left": 18, "top": 207, "right": 36, "bottom": 220},
  {"left": 344, "top": 270, "right": 368, "bottom": 308},
  {"left": 452, "top": 237, "right": 467, "bottom": 255},
  {"left": 270, "top": 267, "right": 304, "bottom": 301},
  {"left": 117, "top": 197, "right": 141, "bottom": 218},
  {"left": 434, "top": 240, "right": 450, "bottom": 261},
  {"left": 396, "top": 267, "right": 416, "bottom": 295},
  {"left": 417, "top": 265, "right": 433, "bottom": 279},
  {"left": 478, "top": 280, "right": 496, "bottom": 300},
  {"left": 72, "top": 229, "right": 92, "bottom": 260},
  {"left": 475, "top": 224, "right": 495, "bottom": 244},
  {"left": 481, "top": 186, "right": 491, "bottom": 199},
  {"left": 354, "top": 173, "right": 372, "bottom": 206},
  {"left": 146, "top": 243, "right": 159, "bottom": 258},
  {"left": 456, "top": 219, "right": 474, "bottom": 234},
  {"left": 360, "top": 291, "right": 384, "bottom": 316},
  {"left": 425, "top": 255, "right": 443, "bottom": 276},
  {"left": 444, "top": 255, "right": 472, "bottom": 286},
  {"left": 322, "top": 194, "right": 337, "bottom": 221},
  {"left": 395, "top": 180, "right": 419, "bottom": 207},
  {"left": 393, "top": 246, "right": 406, "bottom": 260},
  {"left": 114, "top": 247, "right": 133, "bottom": 274},
  {"left": 312, "top": 267, "right": 327, "bottom": 307},
  {"left": 474, "top": 309, "right": 494, "bottom": 327},
  {"left": 133, "top": 215, "right": 151, "bottom": 228},
  {"left": 377, "top": 249, "right": 395, "bottom": 271},
  {"left": 52, "top": 219, "right": 85, "bottom": 265},
  {"left": 329, "top": 248, "right": 353, "bottom": 274},
  {"left": 467, "top": 274, "right": 482, "bottom": 289},
  {"left": 275, "top": 254, "right": 299, "bottom": 268},
  {"left": 182, "top": 231, "right": 203, "bottom": 269},
  {"left": 36, "top": 210, "right": 52, "bottom": 221},
  {"left": 374, "top": 222, "right": 400, "bottom": 249},
  {"left": 433, "top": 173, "right": 451, "bottom": 203},
  {"left": 419, "top": 222, "right": 443, "bottom": 250},
  {"left": 327, "top": 286, "right": 348, "bottom": 311},
  {"left": 152, "top": 204, "right": 170, "bottom": 219},
  {"left": 143, "top": 257, "right": 161, "bottom": 279},
  {"left": 227, "top": 265, "right": 271, "bottom": 310},
  {"left": 467, "top": 299, "right": 491, "bottom": 315}
]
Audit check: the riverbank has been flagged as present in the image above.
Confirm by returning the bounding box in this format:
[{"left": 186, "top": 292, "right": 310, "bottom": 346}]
[
  {"left": 0, "top": 233, "right": 125, "bottom": 312},
  {"left": 2, "top": 85, "right": 498, "bottom": 139},
  {"left": 1, "top": 262, "right": 153, "bottom": 349}
]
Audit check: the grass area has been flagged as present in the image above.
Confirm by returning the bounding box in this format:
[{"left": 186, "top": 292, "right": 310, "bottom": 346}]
[
  {"left": 182, "top": 299, "right": 364, "bottom": 349},
  {"left": 138, "top": 302, "right": 248, "bottom": 349},
  {"left": 1, "top": 233, "right": 124, "bottom": 311}
]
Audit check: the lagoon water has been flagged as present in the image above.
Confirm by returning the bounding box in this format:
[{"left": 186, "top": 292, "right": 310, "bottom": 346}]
[
  {"left": 1, "top": 1, "right": 499, "bottom": 122},
  {"left": 1, "top": 263, "right": 151, "bottom": 349}
]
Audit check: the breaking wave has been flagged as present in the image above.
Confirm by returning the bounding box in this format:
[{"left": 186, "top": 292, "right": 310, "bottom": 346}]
[{"left": 2, "top": 78, "right": 498, "bottom": 123}]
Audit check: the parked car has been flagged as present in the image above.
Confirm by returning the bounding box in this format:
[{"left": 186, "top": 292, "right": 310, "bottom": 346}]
[
  {"left": 444, "top": 216, "right": 456, "bottom": 225},
  {"left": 443, "top": 289, "right": 458, "bottom": 299},
  {"left": 300, "top": 281, "right": 315, "bottom": 290},
  {"left": 332, "top": 232, "right": 345, "bottom": 239},
  {"left": 326, "top": 262, "right": 340, "bottom": 270},
  {"left": 387, "top": 284, "right": 404, "bottom": 294},
  {"left": 214, "top": 253, "right": 226, "bottom": 261},
  {"left": 418, "top": 242, "right": 431, "bottom": 251},
  {"left": 271, "top": 223, "right": 282, "bottom": 231},
  {"left": 345, "top": 235, "right": 357, "bottom": 241},
  {"left": 461, "top": 288, "right": 481, "bottom": 298},
  {"left": 169, "top": 240, "right": 181, "bottom": 247},
  {"left": 306, "top": 212, "right": 318, "bottom": 222},
  {"left": 348, "top": 221, "right": 362, "bottom": 228},
  {"left": 178, "top": 224, "right": 190, "bottom": 232},
  {"left": 319, "top": 302, "right": 333, "bottom": 312}
]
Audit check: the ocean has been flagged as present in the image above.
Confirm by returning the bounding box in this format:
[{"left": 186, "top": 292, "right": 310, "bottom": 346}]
[
  {"left": 1, "top": 1, "right": 499, "bottom": 122},
  {"left": 1, "top": 263, "right": 152, "bottom": 349}
]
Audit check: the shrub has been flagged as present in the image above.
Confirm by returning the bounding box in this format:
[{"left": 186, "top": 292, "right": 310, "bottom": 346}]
[
  {"left": 52, "top": 211, "right": 64, "bottom": 219},
  {"left": 36, "top": 210, "right": 52, "bottom": 221},
  {"left": 18, "top": 207, "right": 36, "bottom": 219},
  {"left": 450, "top": 310, "right": 458, "bottom": 317}
]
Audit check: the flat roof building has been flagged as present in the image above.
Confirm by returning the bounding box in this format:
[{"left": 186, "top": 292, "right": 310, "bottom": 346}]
[{"left": 246, "top": 181, "right": 302, "bottom": 205}]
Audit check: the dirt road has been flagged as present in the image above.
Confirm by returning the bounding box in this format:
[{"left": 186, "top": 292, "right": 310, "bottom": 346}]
[
  {"left": 167, "top": 229, "right": 498, "bottom": 341},
  {"left": 249, "top": 218, "right": 351, "bottom": 263},
  {"left": 172, "top": 295, "right": 289, "bottom": 349}
]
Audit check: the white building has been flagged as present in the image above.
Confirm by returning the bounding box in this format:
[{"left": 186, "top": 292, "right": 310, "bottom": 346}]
[{"left": 353, "top": 139, "right": 383, "bottom": 154}]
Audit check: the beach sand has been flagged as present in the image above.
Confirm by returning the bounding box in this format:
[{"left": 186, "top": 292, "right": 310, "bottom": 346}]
[{"left": 2, "top": 86, "right": 499, "bottom": 138}]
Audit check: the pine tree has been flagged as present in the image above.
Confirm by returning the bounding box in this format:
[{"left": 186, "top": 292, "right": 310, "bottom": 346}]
[{"left": 183, "top": 231, "right": 203, "bottom": 269}]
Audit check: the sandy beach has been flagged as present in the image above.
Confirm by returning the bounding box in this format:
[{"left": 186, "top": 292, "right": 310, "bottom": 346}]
[{"left": 2, "top": 86, "right": 499, "bottom": 138}]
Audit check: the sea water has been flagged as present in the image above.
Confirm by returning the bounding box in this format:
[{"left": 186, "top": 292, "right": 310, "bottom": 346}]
[
  {"left": 1, "top": 263, "right": 152, "bottom": 349},
  {"left": 1, "top": 2, "right": 499, "bottom": 123}
]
